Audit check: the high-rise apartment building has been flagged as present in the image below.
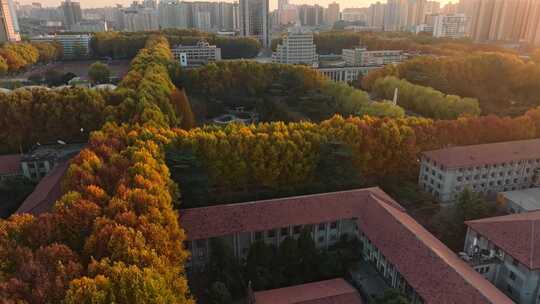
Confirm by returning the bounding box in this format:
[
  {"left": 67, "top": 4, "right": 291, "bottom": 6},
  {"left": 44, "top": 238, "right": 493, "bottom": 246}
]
[
  {"left": 158, "top": 0, "right": 189, "bottom": 29},
  {"left": 368, "top": 2, "right": 386, "bottom": 28},
  {"left": 272, "top": 27, "right": 317, "bottom": 65},
  {"left": 465, "top": 0, "right": 539, "bottom": 45},
  {"left": 240, "top": 0, "right": 269, "bottom": 47},
  {"left": 324, "top": 2, "right": 340, "bottom": 26},
  {"left": 0, "top": 0, "right": 20, "bottom": 42},
  {"left": 122, "top": 7, "right": 158, "bottom": 31},
  {"left": 298, "top": 4, "right": 324, "bottom": 26},
  {"left": 425, "top": 0, "right": 441, "bottom": 14},
  {"left": 60, "top": 0, "right": 82, "bottom": 28},
  {"left": 278, "top": 4, "right": 298, "bottom": 25},
  {"left": 432, "top": 13, "right": 468, "bottom": 38},
  {"left": 342, "top": 7, "right": 368, "bottom": 23}
]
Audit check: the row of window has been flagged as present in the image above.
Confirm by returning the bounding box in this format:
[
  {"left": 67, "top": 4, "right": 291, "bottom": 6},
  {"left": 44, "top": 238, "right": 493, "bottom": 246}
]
[{"left": 254, "top": 221, "right": 339, "bottom": 241}]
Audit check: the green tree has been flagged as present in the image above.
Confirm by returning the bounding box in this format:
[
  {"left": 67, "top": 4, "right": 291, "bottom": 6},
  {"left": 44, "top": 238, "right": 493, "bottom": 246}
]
[
  {"left": 358, "top": 101, "right": 405, "bottom": 118},
  {"left": 88, "top": 61, "right": 112, "bottom": 85},
  {"left": 208, "top": 281, "right": 233, "bottom": 304}
]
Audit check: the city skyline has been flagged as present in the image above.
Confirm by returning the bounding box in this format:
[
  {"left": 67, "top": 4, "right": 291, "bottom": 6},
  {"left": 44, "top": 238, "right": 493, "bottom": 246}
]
[{"left": 18, "top": 0, "right": 456, "bottom": 11}]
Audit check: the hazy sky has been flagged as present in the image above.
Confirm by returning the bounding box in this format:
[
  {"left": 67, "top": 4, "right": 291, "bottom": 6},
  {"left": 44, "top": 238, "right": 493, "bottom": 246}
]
[{"left": 20, "top": 0, "right": 454, "bottom": 11}]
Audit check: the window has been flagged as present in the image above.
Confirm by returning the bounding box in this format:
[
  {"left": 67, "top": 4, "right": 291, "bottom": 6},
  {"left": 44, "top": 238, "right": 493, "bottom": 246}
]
[
  {"left": 281, "top": 227, "right": 289, "bottom": 236},
  {"left": 318, "top": 223, "right": 326, "bottom": 231},
  {"left": 196, "top": 239, "right": 205, "bottom": 248},
  {"left": 267, "top": 229, "right": 276, "bottom": 238},
  {"left": 509, "top": 271, "right": 516, "bottom": 281},
  {"left": 330, "top": 221, "right": 338, "bottom": 229},
  {"left": 293, "top": 225, "right": 301, "bottom": 234},
  {"left": 318, "top": 236, "right": 324, "bottom": 243},
  {"left": 255, "top": 231, "right": 263, "bottom": 240}
]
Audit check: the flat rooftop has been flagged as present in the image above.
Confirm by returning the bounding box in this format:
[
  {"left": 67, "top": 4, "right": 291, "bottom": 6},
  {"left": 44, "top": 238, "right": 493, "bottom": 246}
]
[
  {"left": 500, "top": 187, "right": 540, "bottom": 211},
  {"left": 422, "top": 138, "right": 540, "bottom": 169},
  {"left": 253, "top": 278, "right": 363, "bottom": 304},
  {"left": 21, "top": 143, "right": 85, "bottom": 162}
]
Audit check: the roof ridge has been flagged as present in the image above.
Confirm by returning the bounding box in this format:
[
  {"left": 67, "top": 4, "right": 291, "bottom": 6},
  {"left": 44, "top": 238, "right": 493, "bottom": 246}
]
[{"left": 182, "top": 187, "right": 377, "bottom": 211}]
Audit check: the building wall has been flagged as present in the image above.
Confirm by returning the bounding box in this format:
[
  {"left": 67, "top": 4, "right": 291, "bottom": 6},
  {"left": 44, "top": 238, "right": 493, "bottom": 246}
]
[
  {"left": 0, "top": 0, "right": 20, "bottom": 42},
  {"left": 317, "top": 66, "right": 375, "bottom": 83},
  {"left": 272, "top": 30, "right": 317, "bottom": 65},
  {"left": 360, "top": 230, "right": 424, "bottom": 304},
  {"left": 185, "top": 218, "right": 357, "bottom": 270},
  {"left": 464, "top": 228, "right": 540, "bottom": 304},
  {"left": 419, "top": 155, "right": 540, "bottom": 203}
]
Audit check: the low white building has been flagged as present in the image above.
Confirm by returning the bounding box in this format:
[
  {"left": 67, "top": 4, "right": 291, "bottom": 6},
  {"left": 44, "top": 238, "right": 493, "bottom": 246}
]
[
  {"left": 317, "top": 66, "right": 376, "bottom": 83},
  {"left": 31, "top": 34, "right": 91, "bottom": 58},
  {"left": 432, "top": 13, "right": 467, "bottom": 38},
  {"left": 464, "top": 212, "right": 540, "bottom": 304},
  {"left": 272, "top": 26, "right": 318, "bottom": 66},
  {"left": 171, "top": 40, "right": 221, "bottom": 67},
  {"left": 342, "top": 47, "right": 404, "bottom": 67},
  {"left": 419, "top": 139, "right": 540, "bottom": 203}
]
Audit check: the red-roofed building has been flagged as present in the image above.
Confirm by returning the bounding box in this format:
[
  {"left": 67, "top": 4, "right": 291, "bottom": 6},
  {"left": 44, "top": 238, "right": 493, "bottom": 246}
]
[
  {"left": 464, "top": 212, "right": 540, "bottom": 303},
  {"left": 0, "top": 154, "right": 22, "bottom": 181},
  {"left": 15, "top": 161, "right": 69, "bottom": 215},
  {"left": 180, "top": 188, "right": 513, "bottom": 304},
  {"left": 252, "top": 278, "right": 363, "bottom": 304},
  {"left": 419, "top": 139, "right": 540, "bottom": 202}
]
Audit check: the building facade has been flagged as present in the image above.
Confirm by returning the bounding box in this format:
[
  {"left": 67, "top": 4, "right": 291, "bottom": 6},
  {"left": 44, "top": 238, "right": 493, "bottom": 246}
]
[
  {"left": 324, "top": 2, "right": 340, "bottom": 26},
  {"left": 71, "top": 20, "right": 108, "bottom": 32},
  {"left": 432, "top": 13, "right": 468, "bottom": 38},
  {"left": 31, "top": 34, "right": 91, "bottom": 58},
  {"left": 298, "top": 4, "right": 324, "bottom": 26},
  {"left": 419, "top": 139, "right": 540, "bottom": 203},
  {"left": 60, "top": 0, "right": 82, "bottom": 28},
  {"left": 121, "top": 7, "right": 158, "bottom": 31},
  {"left": 342, "top": 48, "right": 404, "bottom": 66},
  {"left": 0, "top": 0, "right": 20, "bottom": 42},
  {"left": 317, "top": 66, "right": 376, "bottom": 83},
  {"left": 464, "top": 212, "right": 540, "bottom": 304},
  {"left": 239, "top": 0, "right": 269, "bottom": 47},
  {"left": 497, "top": 187, "right": 540, "bottom": 214},
  {"left": 171, "top": 40, "right": 221, "bottom": 66},
  {"left": 272, "top": 27, "right": 317, "bottom": 65}
]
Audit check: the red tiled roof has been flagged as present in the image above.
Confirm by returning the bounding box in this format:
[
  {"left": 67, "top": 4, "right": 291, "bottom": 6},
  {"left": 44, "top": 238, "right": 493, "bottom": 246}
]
[
  {"left": 180, "top": 188, "right": 513, "bottom": 304},
  {"left": 0, "top": 154, "right": 22, "bottom": 175},
  {"left": 421, "top": 138, "right": 540, "bottom": 168},
  {"left": 466, "top": 211, "right": 540, "bottom": 270},
  {"left": 253, "top": 278, "right": 363, "bottom": 304},
  {"left": 16, "top": 162, "right": 69, "bottom": 215}
]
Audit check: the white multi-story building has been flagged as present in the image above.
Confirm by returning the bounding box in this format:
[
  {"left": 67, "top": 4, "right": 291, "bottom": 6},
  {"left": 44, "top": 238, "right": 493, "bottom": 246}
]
[
  {"left": 464, "top": 211, "right": 540, "bottom": 304},
  {"left": 419, "top": 139, "right": 540, "bottom": 203},
  {"left": 239, "top": 0, "right": 269, "bottom": 47},
  {"left": 342, "top": 47, "right": 404, "bottom": 67},
  {"left": 432, "top": 13, "right": 468, "bottom": 38},
  {"left": 171, "top": 40, "right": 221, "bottom": 66},
  {"left": 31, "top": 34, "right": 91, "bottom": 58},
  {"left": 181, "top": 188, "right": 513, "bottom": 304},
  {"left": 272, "top": 27, "right": 317, "bottom": 66},
  {"left": 317, "top": 66, "right": 376, "bottom": 83},
  {"left": 0, "top": 0, "right": 20, "bottom": 42}
]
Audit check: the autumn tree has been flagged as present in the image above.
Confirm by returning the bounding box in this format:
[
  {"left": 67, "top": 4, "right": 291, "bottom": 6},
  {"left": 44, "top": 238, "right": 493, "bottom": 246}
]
[{"left": 88, "top": 61, "right": 112, "bottom": 85}]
